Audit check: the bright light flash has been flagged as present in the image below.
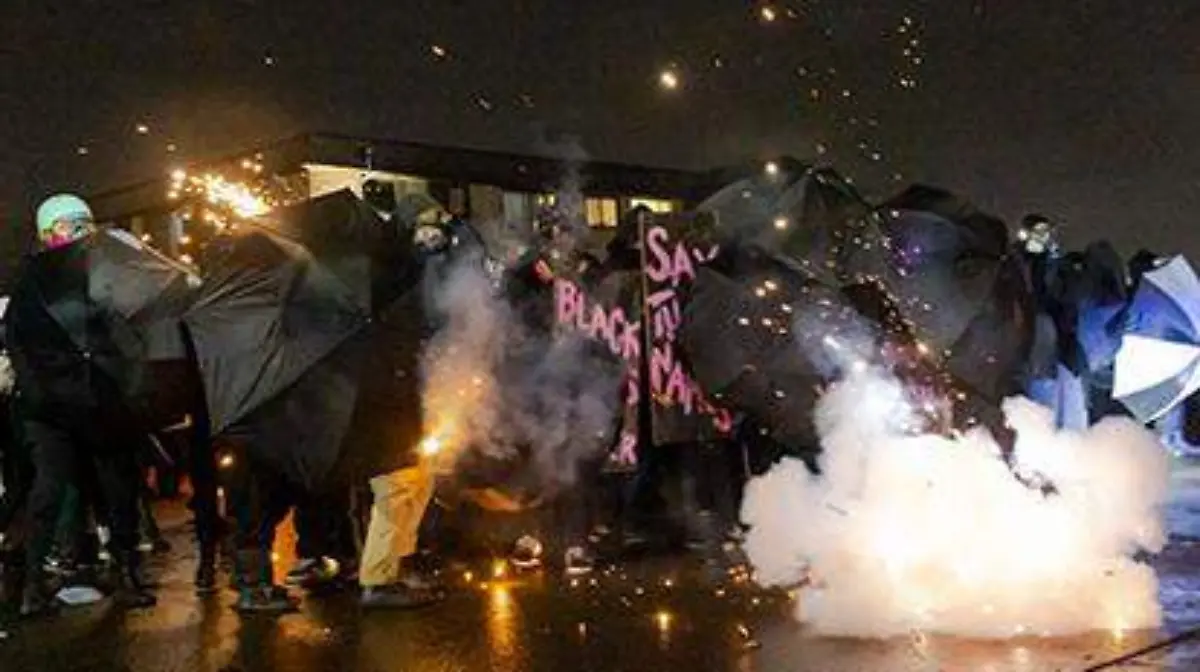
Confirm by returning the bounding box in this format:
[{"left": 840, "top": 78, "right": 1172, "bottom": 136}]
[{"left": 420, "top": 435, "right": 443, "bottom": 456}]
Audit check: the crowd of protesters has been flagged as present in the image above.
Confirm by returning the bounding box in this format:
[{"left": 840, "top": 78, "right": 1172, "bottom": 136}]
[{"left": 0, "top": 193, "right": 767, "bottom": 622}]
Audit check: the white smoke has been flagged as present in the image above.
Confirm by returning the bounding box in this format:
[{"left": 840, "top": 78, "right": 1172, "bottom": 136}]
[
  {"left": 742, "top": 368, "right": 1171, "bottom": 638},
  {"left": 418, "top": 246, "right": 622, "bottom": 491}
]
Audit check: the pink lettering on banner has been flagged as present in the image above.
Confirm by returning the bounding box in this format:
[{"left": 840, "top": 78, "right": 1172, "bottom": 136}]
[
  {"left": 647, "top": 288, "right": 676, "bottom": 309},
  {"left": 553, "top": 223, "right": 732, "bottom": 437},
  {"left": 615, "top": 432, "right": 638, "bottom": 466},
  {"left": 555, "top": 278, "right": 581, "bottom": 325},
  {"left": 619, "top": 320, "right": 641, "bottom": 362},
  {"left": 556, "top": 278, "right": 637, "bottom": 361},
  {"left": 645, "top": 226, "right": 697, "bottom": 287},
  {"left": 652, "top": 300, "right": 681, "bottom": 341},
  {"left": 624, "top": 372, "right": 639, "bottom": 406},
  {"left": 585, "top": 304, "right": 614, "bottom": 343}
]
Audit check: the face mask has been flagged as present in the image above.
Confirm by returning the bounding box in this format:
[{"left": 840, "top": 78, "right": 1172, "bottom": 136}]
[{"left": 44, "top": 218, "right": 94, "bottom": 249}]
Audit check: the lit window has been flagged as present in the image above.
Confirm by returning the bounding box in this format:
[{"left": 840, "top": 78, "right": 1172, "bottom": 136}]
[
  {"left": 585, "top": 198, "right": 619, "bottom": 228},
  {"left": 629, "top": 197, "right": 675, "bottom": 214}
]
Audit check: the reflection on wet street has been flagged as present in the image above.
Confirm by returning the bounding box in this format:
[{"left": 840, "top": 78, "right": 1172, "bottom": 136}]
[{"left": 3, "top": 459, "right": 1199, "bottom": 671}]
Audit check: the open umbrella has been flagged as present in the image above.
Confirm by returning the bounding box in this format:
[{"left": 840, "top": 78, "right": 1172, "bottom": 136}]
[
  {"left": 679, "top": 249, "right": 841, "bottom": 453},
  {"left": 696, "top": 165, "right": 874, "bottom": 284},
  {"left": 182, "top": 189, "right": 453, "bottom": 490},
  {"left": 867, "top": 186, "right": 1035, "bottom": 405},
  {"left": 5, "top": 228, "right": 199, "bottom": 415},
  {"left": 1112, "top": 255, "right": 1200, "bottom": 422}
]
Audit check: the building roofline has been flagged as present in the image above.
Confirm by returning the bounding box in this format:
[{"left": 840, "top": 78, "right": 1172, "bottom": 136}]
[
  {"left": 89, "top": 131, "right": 705, "bottom": 206},
  {"left": 87, "top": 131, "right": 819, "bottom": 222}
]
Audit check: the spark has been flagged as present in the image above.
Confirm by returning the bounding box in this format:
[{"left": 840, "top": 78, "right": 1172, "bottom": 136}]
[
  {"left": 654, "top": 610, "right": 673, "bottom": 631},
  {"left": 218, "top": 453, "right": 235, "bottom": 469},
  {"left": 658, "top": 69, "right": 680, "bottom": 90},
  {"left": 430, "top": 44, "right": 448, "bottom": 59},
  {"left": 759, "top": 6, "right": 777, "bottom": 22},
  {"left": 75, "top": 145, "right": 89, "bottom": 156},
  {"left": 764, "top": 160, "right": 780, "bottom": 176},
  {"left": 135, "top": 123, "right": 150, "bottom": 135},
  {"left": 774, "top": 216, "right": 789, "bottom": 230}
]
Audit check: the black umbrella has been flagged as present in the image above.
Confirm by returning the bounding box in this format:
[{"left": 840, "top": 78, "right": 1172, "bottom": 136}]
[
  {"left": 182, "top": 189, "right": 447, "bottom": 490},
  {"left": 696, "top": 165, "right": 875, "bottom": 284},
  {"left": 678, "top": 248, "right": 842, "bottom": 454},
  {"left": 5, "top": 228, "right": 199, "bottom": 416},
  {"left": 871, "top": 186, "right": 1036, "bottom": 414}
]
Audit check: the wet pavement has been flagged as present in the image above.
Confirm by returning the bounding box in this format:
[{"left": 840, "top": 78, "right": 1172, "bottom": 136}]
[{"left": 2, "top": 458, "right": 1199, "bottom": 671}]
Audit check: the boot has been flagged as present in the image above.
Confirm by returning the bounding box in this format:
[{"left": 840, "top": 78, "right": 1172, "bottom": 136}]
[
  {"left": 18, "top": 566, "right": 59, "bottom": 619},
  {"left": 234, "top": 550, "right": 297, "bottom": 614},
  {"left": 195, "top": 544, "right": 218, "bottom": 595},
  {"left": 109, "top": 552, "right": 156, "bottom": 609}
]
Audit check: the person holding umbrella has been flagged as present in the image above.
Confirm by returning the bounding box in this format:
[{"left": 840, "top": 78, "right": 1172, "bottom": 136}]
[{"left": 6, "top": 194, "right": 156, "bottom": 616}]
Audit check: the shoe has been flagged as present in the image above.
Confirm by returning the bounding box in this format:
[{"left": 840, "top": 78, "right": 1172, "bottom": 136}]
[
  {"left": 19, "top": 569, "right": 61, "bottom": 619},
  {"left": 360, "top": 582, "right": 444, "bottom": 609},
  {"left": 285, "top": 558, "right": 319, "bottom": 586},
  {"left": 20, "top": 585, "right": 59, "bottom": 619},
  {"left": 563, "top": 546, "right": 595, "bottom": 577},
  {"left": 195, "top": 563, "right": 218, "bottom": 596},
  {"left": 286, "top": 557, "right": 342, "bottom": 589},
  {"left": 235, "top": 585, "right": 299, "bottom": 614},
  {"left": 509, "top": 535, "right": 543, "bottom": 570}
]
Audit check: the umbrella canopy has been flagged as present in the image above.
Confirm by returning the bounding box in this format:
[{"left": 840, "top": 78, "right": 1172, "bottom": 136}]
[
  {"left": 182, "top": 189, "right": 446, "bottom": 489},
  {"left": 183, "top": 229, "right": 369, "bottom": 437},
  {"left": 696, "top": 165, "right": 874, "bottom": 284},
  {"left": 867, "top": 186, "right": 1035, "bottom": 403},
  {"left": 679, "top": 247, "right": 840, "bottom": 453},
  {"left": 1113, "top": 255, "right": 1200, "bottom": 422},
  {"left": 5, "top": 228, "right": 199, "bottom": 416}
]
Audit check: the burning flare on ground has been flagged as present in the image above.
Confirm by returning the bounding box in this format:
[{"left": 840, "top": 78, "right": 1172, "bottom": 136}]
[{"left": 741, "top": 369, "right": 1170, "bottom": 639}]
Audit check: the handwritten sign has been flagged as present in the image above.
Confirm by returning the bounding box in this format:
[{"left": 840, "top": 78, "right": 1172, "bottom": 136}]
[{"left": 554, "top": 219, "right": 732, "bottom": 456}]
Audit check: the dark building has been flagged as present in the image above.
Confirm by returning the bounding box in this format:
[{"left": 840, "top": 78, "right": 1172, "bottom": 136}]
[{"left": 86, "top": 132, "right": 743, "bottom": 265}]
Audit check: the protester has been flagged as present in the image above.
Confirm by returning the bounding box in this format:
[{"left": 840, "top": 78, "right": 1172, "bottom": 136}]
[
  {"left": 6, "top": 194, "right": 156, "bottom": 616},
  {"left": 343, "top": 273, "right": 444, "bottom": 609}
]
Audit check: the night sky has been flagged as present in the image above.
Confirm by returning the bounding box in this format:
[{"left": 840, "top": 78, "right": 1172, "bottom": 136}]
[{"left": 1, "top": 0, "right": 1198, "bottom": 260}]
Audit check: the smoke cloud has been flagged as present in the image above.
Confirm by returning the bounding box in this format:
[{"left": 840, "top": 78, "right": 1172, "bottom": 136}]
[
  {"left": 742, "top": 368, "right": 1170, "bottom": 638},
  {"left": 418, "top": 245, "right": 622, "bottom": 493}
]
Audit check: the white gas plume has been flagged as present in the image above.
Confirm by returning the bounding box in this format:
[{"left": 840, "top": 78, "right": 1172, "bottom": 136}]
[{"left": 742, "top": 368, "right": 1171, "bottom": 638}]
